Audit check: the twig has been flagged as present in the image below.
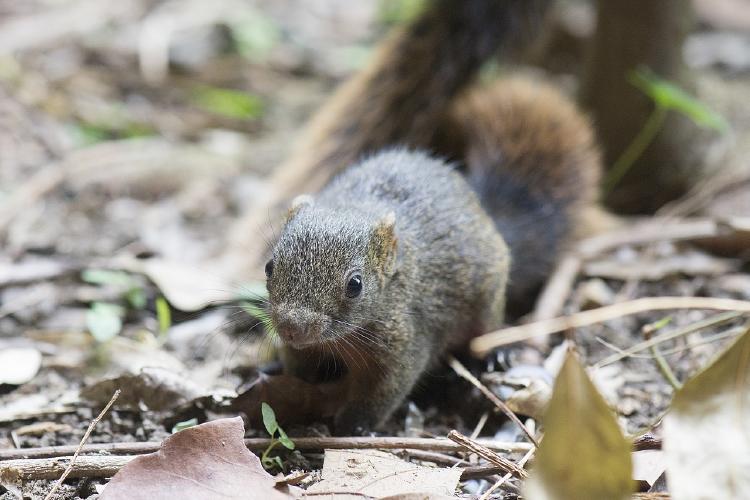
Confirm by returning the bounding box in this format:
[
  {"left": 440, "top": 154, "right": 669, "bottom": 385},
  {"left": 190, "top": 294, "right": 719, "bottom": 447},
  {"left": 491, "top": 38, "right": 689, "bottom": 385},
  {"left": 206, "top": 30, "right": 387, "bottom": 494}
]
[
  {"left": 576, "top": 218, "right": 721, "bottom": 258},
  {"left": 43, "top": 389, "right": 120, "bottom": 500},
  {"left": 0, "top": 435, "right": 661, "bottom": 483},
  {"left": 1, "top": 456, "right": 134, "bottom": 483},
  {"left": 470, "top": 297, "right": 750, "bottom": 356},
  {"left": 479, "top": 447, "right": 535, "bottom": 500},
  {"left": 532, "top": 254, "right": 581, "bottom": 322},
  {"left": 0, "top": 436, "right": 533, "bottom": 461},
  {"left": 595, "top": 311, "right": 742, "bottom": 368},
  {"left": 447, "top": 430, "right": 528, "bottom": 479},
  {"left": 448, "top": 356, "right": 539, "bottom": 448}
]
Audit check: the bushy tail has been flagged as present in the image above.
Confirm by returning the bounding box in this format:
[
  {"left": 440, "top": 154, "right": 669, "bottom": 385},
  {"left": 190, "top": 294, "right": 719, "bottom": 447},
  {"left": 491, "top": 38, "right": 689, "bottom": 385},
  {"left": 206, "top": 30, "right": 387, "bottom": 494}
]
[
  {"left": 439, "top": 78, "right": 602, "bottom": 313},
  {"left": 284, "top": 0, "right": 553, "bottom": 192}
]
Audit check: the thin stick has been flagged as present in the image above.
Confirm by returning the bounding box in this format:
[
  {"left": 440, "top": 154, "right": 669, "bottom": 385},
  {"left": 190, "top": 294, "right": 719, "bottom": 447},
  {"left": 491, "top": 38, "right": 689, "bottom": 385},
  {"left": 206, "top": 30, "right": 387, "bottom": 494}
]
[
  {"left": 479, "top": 447, "right": 535, "bottom": 500},
  {"left": 471, "top": 297, "right": 750, "bottom": 356},
  {"left": 0, "top": 436, "right": 533, "bottom": 461},
  {"left": 43, "top": 389, "right": 120, "bottom": 500},
  {"left": 448, "top": 356, "right": 539, "bottom": 448},
  {"left": 447, "top": 430, "right": 527, "bottom": 479},
  {"left": 642, "top": 319, "right": 682, "bottom": 390},
  {"left": 532, "top": 254, "right": 581, "bottom": 322}
]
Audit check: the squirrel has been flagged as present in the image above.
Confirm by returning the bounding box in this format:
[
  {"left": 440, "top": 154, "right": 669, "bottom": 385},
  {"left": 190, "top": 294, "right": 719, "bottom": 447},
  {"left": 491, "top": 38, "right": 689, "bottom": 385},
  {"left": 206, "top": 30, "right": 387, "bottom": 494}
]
[{"left": 259, "top": 0, "right": 601, "bottom": 434}]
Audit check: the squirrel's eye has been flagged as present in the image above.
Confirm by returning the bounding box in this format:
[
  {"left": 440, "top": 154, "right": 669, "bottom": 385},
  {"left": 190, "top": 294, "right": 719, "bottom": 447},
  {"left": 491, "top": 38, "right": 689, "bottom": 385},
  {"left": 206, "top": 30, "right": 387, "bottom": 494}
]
[
  {"left": 264, "top": 259, "right": 274, "bottom": 278},
  {"left": 345, "top": 274, "right": 363, "bottom": 298}
]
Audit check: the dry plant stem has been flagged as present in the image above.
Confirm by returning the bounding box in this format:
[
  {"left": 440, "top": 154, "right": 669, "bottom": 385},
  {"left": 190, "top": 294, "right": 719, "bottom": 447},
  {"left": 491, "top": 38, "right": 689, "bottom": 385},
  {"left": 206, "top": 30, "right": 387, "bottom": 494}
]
[
  {"left": 0, "top": 455, "right": 513, "bottom": 483},
  {"left": 447, "top": 356, "right": 539, "bottom": 448},
  {"left": 447, "top": 430, "right": 528, "bottom": 480},
  {"left": 479, "top": 447, "right": 535, "bottom": 500},
  {"left": 0, "top": 436, "right": 533, "bottom": 461},
  {"left": 576, "top": 217, "right": 721, "bottom": 257},
  {"left": 471, "top": 297, "right": 750, "bottom": 356},
  {"left": 532, "top": 253, "right": 582, "bottom": 322},
  {"left": 595, "top": 310, "right": 742, "bottom": 368},
  {"left": 643, "top": 321, "right": 683, "bottom": 390},
  {"left": 43, "top": 389, "right": 120, "bottom": 500}
]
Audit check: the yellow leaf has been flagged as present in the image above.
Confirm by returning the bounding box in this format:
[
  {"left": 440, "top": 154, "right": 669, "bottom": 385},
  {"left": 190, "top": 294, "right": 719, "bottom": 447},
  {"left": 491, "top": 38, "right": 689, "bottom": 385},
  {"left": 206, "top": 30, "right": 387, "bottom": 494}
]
[
  {"left": 664, "top": 326, "right": 750, "bottom": 499},
  {"left": 525, "top": 350, "right": 634, "bottom": 500}
]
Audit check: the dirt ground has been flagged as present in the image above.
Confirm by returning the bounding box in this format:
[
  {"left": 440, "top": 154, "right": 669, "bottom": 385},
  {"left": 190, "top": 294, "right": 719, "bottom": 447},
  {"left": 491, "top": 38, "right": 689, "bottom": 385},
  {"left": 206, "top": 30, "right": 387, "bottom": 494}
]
[{"left": 1, "top": 0, "right": 749, "bottom": 499}]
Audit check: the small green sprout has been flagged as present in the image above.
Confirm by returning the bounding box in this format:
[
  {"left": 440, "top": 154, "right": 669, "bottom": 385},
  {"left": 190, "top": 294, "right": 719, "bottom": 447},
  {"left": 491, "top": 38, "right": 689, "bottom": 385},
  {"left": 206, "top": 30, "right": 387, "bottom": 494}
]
[
  {"left": 604, "top": 67, "right": 729, "bottom": 194},
  {"left": 155, "top": 296, "right": 172, "bottom": 338},
  {"left": 260, "top": 402, "right": 295, "bottom": 471},
  {"left": 172, "top": 418, "right": 198, "bottom": 433}
]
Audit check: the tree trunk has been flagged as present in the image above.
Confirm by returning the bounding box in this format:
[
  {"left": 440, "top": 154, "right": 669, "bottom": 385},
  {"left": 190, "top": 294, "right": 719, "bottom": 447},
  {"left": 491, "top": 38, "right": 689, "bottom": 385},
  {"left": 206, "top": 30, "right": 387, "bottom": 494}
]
[{"left": 582, "top": 0, "right": 706, "bottom": 213}]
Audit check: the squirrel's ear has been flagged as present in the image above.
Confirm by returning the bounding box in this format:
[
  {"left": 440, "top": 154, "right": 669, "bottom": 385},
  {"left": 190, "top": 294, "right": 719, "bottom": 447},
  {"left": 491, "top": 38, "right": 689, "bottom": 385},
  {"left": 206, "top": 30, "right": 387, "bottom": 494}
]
[
  {"left": 285, "top": 194, "right": 314, "bottom": 223},
  {"left": 370, "top": 212, "right": 398, "bottom": 279}
]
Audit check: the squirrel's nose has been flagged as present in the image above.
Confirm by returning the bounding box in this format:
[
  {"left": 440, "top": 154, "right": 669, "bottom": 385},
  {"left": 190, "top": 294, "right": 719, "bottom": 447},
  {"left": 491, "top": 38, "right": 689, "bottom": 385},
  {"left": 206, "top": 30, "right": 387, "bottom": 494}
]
[{"left": 276, "top": 320, "right": 309, "bottom": 344}]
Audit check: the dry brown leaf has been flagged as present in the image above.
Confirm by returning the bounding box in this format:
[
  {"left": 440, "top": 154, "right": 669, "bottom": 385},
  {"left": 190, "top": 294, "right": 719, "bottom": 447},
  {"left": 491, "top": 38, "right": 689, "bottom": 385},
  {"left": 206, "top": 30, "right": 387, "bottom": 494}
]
[
  {"left": 306, "top": 449, "right": 461, "bottom": 499},
  {"left": 663, "top": 325, "right": 750, "bottom": 499},
  {"left": 80, "top": 366, "right": 206, "bottom": 411},
  {"left": 99, "top": 417, "right": 290, "bottom": 500},
  {"left": 230, "top": 373, "right": 341, "bottom": 428},
  {"left": 525, "top": 350, "right": 634, "bottom": 500}
]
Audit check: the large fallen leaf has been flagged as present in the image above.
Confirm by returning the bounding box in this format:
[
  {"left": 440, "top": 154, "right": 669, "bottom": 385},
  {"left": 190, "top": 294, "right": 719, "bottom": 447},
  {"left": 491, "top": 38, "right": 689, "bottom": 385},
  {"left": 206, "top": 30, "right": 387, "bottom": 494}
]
[
  {"left": 99, "top": 417, "right": 290, "bottom": 500},
  {"left": 306, "top": 449, "right": 461, "bottom": 499},
  {"left": 663, "top": 325, "right": 750, "bottom": 499},
  {"left": 525, "top": 350, "right": 634, "bottom": 500}
]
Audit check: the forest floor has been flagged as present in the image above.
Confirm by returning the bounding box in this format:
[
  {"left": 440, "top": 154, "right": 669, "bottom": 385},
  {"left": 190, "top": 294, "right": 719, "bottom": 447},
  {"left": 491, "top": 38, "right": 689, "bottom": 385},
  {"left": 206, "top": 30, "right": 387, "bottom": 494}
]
[{"left": 1, "top": 0, "right": 749, "bottom": 499}]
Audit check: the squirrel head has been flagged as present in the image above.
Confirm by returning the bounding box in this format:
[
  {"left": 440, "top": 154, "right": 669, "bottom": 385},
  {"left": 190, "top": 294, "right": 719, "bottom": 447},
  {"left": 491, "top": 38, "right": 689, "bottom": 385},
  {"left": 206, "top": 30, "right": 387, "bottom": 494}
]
[{"left": 265, "top": 196, "right": 397, "bottom": 350}]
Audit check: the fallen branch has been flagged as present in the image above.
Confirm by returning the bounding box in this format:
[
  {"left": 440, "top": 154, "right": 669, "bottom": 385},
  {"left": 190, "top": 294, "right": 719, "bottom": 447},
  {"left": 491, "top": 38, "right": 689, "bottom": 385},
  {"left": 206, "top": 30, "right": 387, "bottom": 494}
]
[
  {"left": 447, "top": 430, "right": 528, "bottom": 480},
  {"left": 0, "top": 436, "right": 533, "bottom": 461},
  {"left": 43, "top": 389, "right": 120, "bottom": 500},
  {"left": 1, "top": 455, "right": 134, "bottom": 484},
  {"left": 447, "top": 356, "right": 539, "bottom": 448},
  {"left": 479, "top": 447, "right": 535, "bottom": 500},
  {"left": 471, "top": 297, "right": 750, "bottom": 356},
  {"left": 0, "top": 452, "right": 522, "bottom": 485}
]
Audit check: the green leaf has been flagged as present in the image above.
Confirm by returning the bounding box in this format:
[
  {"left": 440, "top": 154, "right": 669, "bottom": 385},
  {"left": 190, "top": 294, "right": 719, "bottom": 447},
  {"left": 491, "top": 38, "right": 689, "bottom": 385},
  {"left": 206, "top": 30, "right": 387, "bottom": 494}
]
[
  {"left": 190, "top": 86, "right": 263, "bottom": 120},
  {"left": 86, "top": 302, "right": 125, "bottom": 343},
  {"left": 630, "top": 68, "right": 729, "bottom": 132},
  {"left": 277, "top": 427, "right": 295, "bottom": 450},
  {"left": 82, "top": 269, "right": 138, "bottom": 288},
  {"left": 125, "top": 287, "right": 147, "bottom": 310},
  {"left": 171, "top": 418, "right": 198, "bottom": 433},
  {"left": 525, "top": 350, "right": 634, "bottom": 500},
  {"left": 272, "top": 456, "right": 284, "bottom": 471},
  {"left": 261, "top": 402, "right": 278, "bottom": 436},
  {"left": 663, "top": 326, "right": 750, "bottom": 498},
  {"left": 155, "top": 297, "right": 172, "bottom": 335}
]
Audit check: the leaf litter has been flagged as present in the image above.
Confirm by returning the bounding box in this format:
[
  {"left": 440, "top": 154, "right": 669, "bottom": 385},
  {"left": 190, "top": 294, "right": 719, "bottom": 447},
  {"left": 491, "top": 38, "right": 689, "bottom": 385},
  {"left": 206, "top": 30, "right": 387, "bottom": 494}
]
[{"left": 1, "top": 0, "right": 750, "bottom": 499}]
